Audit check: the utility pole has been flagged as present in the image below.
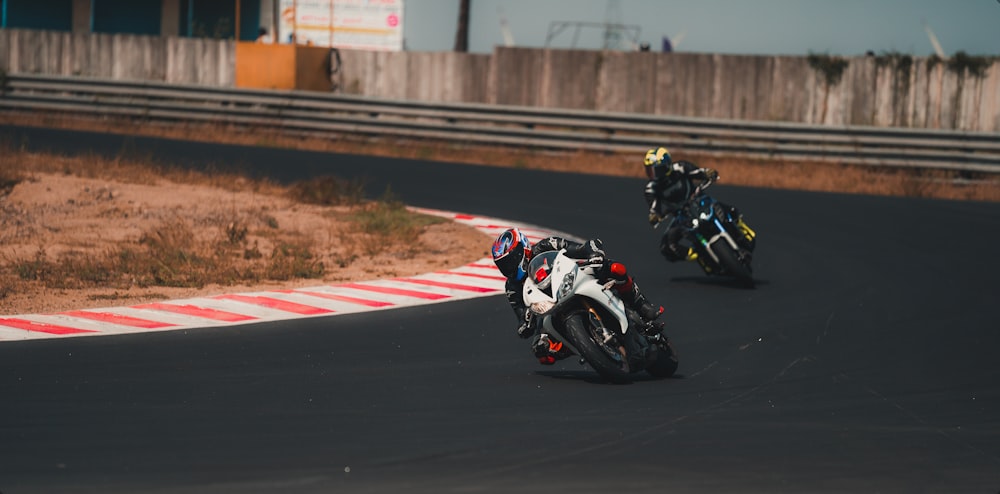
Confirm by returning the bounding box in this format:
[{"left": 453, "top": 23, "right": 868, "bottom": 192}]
[
  {"left": 454, "top": 0, "right": 469, "bottom": 52},
  {"left": 604, "top": 0, "right": 622, "bottom": 50}
]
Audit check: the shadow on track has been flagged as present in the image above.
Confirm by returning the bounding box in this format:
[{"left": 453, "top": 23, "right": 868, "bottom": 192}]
[
  {"left": 535, "top": 369, "right": 686, "bottom": 385},
  {"left": 667, "top": 275, "right": 769, "bottom": 289}
]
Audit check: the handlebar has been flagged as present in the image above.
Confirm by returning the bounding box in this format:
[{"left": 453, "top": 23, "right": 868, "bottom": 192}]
[{"left": 695, "top": 180, "right": 713, "bottom": 194}]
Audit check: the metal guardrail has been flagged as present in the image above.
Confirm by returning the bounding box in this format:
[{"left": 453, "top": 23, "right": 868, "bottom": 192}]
[{"left": 2, "top": 73, "right": 999, "bottom": 174}]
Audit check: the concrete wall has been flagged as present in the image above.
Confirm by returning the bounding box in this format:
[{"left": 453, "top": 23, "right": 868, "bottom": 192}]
[
  {"left": 336, "top": 49, "right": 491, "bottom": 103},
  {"left": 1, "top": 28, "right": 998, "bottom": 132},
  {"left": 0, "top": 29, "right": 233, "bottom": 86},
  {"left": 164, "top": 37, "right": 234, "bottom": 86},
  {"left": 341, "top": 47, "right": 1000, "bottom": 133},
  {"left": 0, "top": 30, "right": 8, "bottom": 74}
]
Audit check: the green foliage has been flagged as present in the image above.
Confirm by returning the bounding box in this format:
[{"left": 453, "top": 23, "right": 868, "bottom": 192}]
[
  {"left": 926, "top": 54, "right": 943, "bottom": 73},
  {"left": 873, "top": 51, "right": 913, "bottom": 100},
  {"left": 0, "top": 167, "right": 23, "bottom": 196},
  {"left": 243, "top": 241, "right": 263, "bottom": 260},
  {"left": 15, "top": 248, "right": 52, "bottom": 281},
  {"left": 254, "top": 137, "right": 281, "bottom": 148},
  {"left": 807, "top": 53, "right": 850, "bottom": 86},
  {"left": 415, "top": 146, "right": 435, "bottom": 160},
  {"left": 288, "top": 175, "right": 366, "bottom": 206},
  {"left": 225, "top": 221, "right": 249, "bottom": 244},
  {"left": 874, "top": 51, "right": 913, "bottom": 75},
  {"left": 191, "top": 18, "right": 234, "bottom": 40},
  {"left": 947, "top": 51, "right": 994, "bottom": 78},
  {"left": 263, "top": 214, "right": 280, "bottom": 229},
  {"left": 347, "top": 79, "right": 362, "bottom": 94},
  {"left": 135, "top": 220, "right": 209, "bottom": 287},
  {"left": 267, "top": 240, "right": 324, "bottom": 280},
  {"left": 350, "top": 186, "right": 445, "bottom": 239}
]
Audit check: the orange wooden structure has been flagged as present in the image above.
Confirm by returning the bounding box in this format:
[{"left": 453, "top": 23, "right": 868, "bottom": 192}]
[{"left": 234, "top": 42, "right": 331, "bottom": 92}]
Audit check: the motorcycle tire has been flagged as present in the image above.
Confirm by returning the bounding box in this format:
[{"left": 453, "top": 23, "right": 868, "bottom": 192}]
[
  {"left": 564, "top": 313, "right": 632, "bottom": 384},
  {"left": 645, "top": 339, "right": 679, "bottom": 379},
  {"left": 714, "top": 241, "right": 754, "bottom": 288}
]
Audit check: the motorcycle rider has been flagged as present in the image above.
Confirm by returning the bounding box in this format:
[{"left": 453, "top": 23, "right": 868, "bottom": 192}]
[
  {"left": 643, "top": 147, "right": 725, "bottom": 262},
  {"left": 491, "top": 228, "right": 664, "bottom": 365}
]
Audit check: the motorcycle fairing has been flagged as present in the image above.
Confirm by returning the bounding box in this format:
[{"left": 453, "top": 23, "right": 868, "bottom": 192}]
[{"left": 523, "top": 250, "right": 630, "bottom": 344}]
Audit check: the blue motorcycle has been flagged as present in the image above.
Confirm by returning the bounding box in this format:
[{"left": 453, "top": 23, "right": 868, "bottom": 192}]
[{"left": 656, "top": 186, "right": 757, "bottom": 288}]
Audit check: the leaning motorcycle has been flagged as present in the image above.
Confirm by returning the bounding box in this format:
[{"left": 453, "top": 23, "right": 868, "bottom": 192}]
[
  {"left": 655, "top": 183, "right": 757, "bottom": 288},
  {"left": 522, "top": 250, "right": 678, "bottom": 384}
]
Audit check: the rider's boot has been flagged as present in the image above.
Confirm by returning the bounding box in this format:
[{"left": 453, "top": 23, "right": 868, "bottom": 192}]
[
  {"left": 660, "top": 242, "right": 683, "bottom": 262},
  {"left": 736, "top": 217, "right": 756, "bottom": 244},
  {"left": 661, "top": 226, "right": 686, "bottom": 262},
  {"left": 626, "top": 280, "right": 663, "bottom": 321},
  {"left": 617, "top": 279, "right": 664, "bottom": 336},
  {"left": 531, "top": 333, "right": 572, "bottom": 365}
]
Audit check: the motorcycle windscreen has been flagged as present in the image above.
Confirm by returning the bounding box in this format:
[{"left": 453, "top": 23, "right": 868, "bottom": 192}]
[{"left": 527, "top": 251, "right": 558, "bottom": 294}]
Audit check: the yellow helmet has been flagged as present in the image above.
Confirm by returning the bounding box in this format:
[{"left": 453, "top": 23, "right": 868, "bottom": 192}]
[{"left": 643, "top": 147, "right": 671, "bottom": 180}]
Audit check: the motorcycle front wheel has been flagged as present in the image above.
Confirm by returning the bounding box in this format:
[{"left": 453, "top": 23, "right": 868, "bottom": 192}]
[
  {"left": 564, "top": 312, "right": 632, "bottom": 384},
  {"left": 714, "top": 241, "right": 754, "bottom": 288}
]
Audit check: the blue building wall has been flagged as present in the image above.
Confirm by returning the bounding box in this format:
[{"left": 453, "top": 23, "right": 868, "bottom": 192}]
[
  {"left": 2, "top": 0, "right": 73, "bottom": 30},
  {"left": 93, "top": 0, "right": 160, "bottom": 34},
  {"left": 1, "top": 0, "right": 258, "bottom": 39}
]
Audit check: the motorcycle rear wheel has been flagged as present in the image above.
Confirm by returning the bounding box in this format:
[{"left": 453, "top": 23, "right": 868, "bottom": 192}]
[{"left": 564, "top": 313, "right": 632, "bottom": 384}]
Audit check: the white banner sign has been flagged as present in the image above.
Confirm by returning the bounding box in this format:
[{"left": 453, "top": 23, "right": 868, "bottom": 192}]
[{"left": 278, "top": 0, "right": 404, "bottom": 51}]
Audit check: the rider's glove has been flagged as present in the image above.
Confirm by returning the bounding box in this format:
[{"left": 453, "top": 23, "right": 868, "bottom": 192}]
[
  {"left": 517, "top": 321, "right": 534, "bottom": 339},
  {"left": 580, "top": 253, "right": 605, "bottom": 270},
  {"left": 517, "top": 309, "right": 536, "bottom": 338},
  {"left": 648, "top": 211, "right": 662, "bottom": 225},
  {"left": 705, "top": 168, "right": 720, "bottom": 182},
  {"left": 586, "top": 239, "right": 606, "bottom": 258}
]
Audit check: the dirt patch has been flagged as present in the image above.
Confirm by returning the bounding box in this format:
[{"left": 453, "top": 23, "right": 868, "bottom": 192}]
[{"left": 0, "top": 170, "right": 491, "bottom": 315}]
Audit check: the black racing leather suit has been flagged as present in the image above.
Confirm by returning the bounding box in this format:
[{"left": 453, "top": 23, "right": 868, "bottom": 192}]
[
  {"left": 644, "top": 160, "right": 717, "bottom": 261},
  {"left": 500, "top": 236, "right": 663, "bottom": 363}
]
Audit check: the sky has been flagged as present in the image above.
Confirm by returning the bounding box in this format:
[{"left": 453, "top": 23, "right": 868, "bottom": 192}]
[{"left": 403, "top": 0, "right": 1000, "bottom": 56}]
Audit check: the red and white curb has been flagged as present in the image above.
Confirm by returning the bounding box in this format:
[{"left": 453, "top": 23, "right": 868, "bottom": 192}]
[{"left": 0, "top": 208, "right": 580, "bottom": 342}]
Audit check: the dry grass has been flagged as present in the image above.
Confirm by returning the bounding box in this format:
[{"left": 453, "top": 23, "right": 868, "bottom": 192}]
[
  {"left": 0, "top": 141, "right": 447, "bottom": 295},
  {"left": 345, "top": 188, "right": 447, "bottom": 257}
]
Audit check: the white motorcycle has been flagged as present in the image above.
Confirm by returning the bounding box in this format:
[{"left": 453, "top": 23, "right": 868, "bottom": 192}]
[{"left": 522, "top": 250, "right": 678, "bottom": 384}]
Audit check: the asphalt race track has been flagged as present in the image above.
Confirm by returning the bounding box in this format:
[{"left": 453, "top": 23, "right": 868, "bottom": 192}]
[{"left": 1, "top": 126, "right": 999, "bottom": 494}]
